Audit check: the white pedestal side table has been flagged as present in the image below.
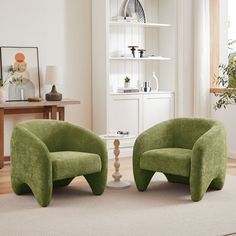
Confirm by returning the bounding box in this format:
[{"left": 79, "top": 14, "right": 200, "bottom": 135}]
[{"left": 100, "top": 134, "right": 135, "bottom": 189}]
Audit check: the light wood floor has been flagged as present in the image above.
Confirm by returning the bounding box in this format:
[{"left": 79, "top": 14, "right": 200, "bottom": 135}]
[{"left": 1, "top": 157, "right": 236, "bottom": 195}]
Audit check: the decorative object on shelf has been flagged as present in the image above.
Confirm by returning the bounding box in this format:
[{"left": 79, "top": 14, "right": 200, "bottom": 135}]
[
  {"left": 128, "top": 46, "right": 138, "bottom": 58},
  {"left": 117, "top": 130, "right": 130, "bottom": 135},
  {"left": 141, "top": 81, "right": 151, "bottom": 92},
  {"left": 110, "top": 50, "right": 123, "bottom": 57},
  {"left": 105, "top": 130, "right": 130, "bottom": 137},
  {"left": 124, "top": 76, "right": 131, "bottom": 88},
  {"left": 119, "top": 0, "right": 146, "bottom": 23},
  {"left": 45, "top": 65, "right": 62, "bottom": 101},
  {"left": 117, "top": 87, "right": 139, "bottom": 93},
  {"left": 0, "top": 47, "right": 40, "bottom": 101},
  {"left": 138, "top": 49, "right": 146, "bottom": 58},
  {"left": 150, "top": 72, "right": 159, "bottom": 91},
  {"left": 27, "top": 97, "right": 43, "bottom": 102}
]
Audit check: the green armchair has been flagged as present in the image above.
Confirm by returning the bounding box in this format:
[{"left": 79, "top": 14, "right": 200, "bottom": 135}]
[
  {"left": 11, "top": 120, "right": 108, "bottom": 207},
  {"left": 133, "top": 118, "right": 227, "bottom": 201}
]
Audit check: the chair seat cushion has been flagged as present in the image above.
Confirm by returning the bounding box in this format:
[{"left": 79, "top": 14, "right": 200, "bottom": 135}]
[
  {"left": 140, "top": 148, "right": 192, "bottom": 177},
  {"left": 50, "top": 151, "right": 102, "bottom": 180}
]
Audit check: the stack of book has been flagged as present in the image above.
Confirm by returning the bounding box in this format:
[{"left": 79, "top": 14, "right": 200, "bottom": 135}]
[{"left": 117, "top": 88, "right": 139, "bottom": 93}]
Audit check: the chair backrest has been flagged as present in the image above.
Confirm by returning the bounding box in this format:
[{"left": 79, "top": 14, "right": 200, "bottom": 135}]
[
  {"left": 172, "top": 118, "right": 217, "bottom": 149},
  {"left": 19, "top": 120, "right": 70, "bottom": 152}
]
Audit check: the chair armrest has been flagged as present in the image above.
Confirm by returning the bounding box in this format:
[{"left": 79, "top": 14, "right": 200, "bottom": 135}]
[
  {"left": 133, "top": 120, "right": 174, "bottom": 175},
  {"left": 66, "top": 124, "right": 108, "bottom": 194},
  {"left": 11, "top": 125, "right": 51, "bottom": 183},
  {"left": 133, "top": 120, "right": 174, "bottom": 161},
  {"left": 192, "top": 124, "right": 227, "bottom": 178},
  {"left": 132, "top": 120, "right": 174, "bottom": 191}
]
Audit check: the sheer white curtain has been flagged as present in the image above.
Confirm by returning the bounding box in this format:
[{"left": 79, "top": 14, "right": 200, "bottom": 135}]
[{"left": 193, "top": 0, "right": 211, "bottom": 117}]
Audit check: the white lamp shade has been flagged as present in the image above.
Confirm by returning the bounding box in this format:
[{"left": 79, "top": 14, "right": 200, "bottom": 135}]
[{"left": 45, "top": 66, "right": 60, "bottom": 85}]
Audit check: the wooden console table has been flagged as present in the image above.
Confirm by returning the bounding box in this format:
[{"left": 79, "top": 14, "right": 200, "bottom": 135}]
[{"left": 0, "top": 99, "right": 80, "bottom": 168}]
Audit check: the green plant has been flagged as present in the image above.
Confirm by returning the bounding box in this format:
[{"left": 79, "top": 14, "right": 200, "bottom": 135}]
[
  {"left": 228, "top": 39, "right": 236, "bottom": 51},
  {"left": 0, "top": 65, "right": 24, "bottom": 87},
  {"left": 124, "top": 76, "right": 130, "bottom": 83},
  {"left": 214, "top": 40, "right": 236, "bottom": 110},
  {"left": 214, "top": 63, "right": 236, "bottom": 110},
  {"left": 0, "top": 65, "right": 15, "bottom": 87}
]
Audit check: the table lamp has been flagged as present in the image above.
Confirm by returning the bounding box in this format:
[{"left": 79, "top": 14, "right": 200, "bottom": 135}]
[{"left": 45, "top": 65, "right": 62, "bottom": 101}]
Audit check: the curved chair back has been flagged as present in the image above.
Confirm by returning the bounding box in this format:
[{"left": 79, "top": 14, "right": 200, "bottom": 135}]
[
  {"left": 172, "top": 118, "right": 218, "bottom": 149},
  {"left": 19, "top": 120, "right": 70, "bottom": 152}
]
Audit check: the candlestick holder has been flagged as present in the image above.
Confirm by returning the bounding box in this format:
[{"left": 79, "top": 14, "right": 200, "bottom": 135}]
[
  {"left": 138, "top": 49, "right": 146, "bottom": 58},
  {"left": 128, "top": 46, "right": 139, "bottom": 58}
]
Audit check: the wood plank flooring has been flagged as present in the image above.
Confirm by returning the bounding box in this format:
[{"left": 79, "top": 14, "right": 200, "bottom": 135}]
[{"left": 1, "top": 157, "right": 236, "bottom": 195}]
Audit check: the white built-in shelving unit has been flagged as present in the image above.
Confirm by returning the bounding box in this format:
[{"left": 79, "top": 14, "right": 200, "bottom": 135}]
[{"left": 92, "top": 0, "right": 178, "bottom": 156}]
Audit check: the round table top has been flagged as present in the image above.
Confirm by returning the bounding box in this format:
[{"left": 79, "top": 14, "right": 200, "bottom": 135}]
[{"left": 99, "top": 134, "right": 136, "bottom": 140}]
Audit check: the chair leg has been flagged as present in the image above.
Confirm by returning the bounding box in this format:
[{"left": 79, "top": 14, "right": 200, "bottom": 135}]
[
  {"left": 190, "top": 175, "right": 213, "bottom": 202},
  {"left": 210, "top": 173, "right": 226, "bottom": 190},
  {"left": 11, "top": 176, "right": 31, "bottom": 195},
  {"left": 30, "top": 181, "right": 53, "bottom": 207},
  {"left": 12, "top": 176, "right": 52, "bottom": 207},
  {"left": 133, "top": 169, "right": 155, "bottom": 192},
  {"left": 84, "top": 172, "right": 107, "bottom": 195}
]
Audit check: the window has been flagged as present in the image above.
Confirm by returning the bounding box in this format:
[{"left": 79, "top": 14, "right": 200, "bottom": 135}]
[{"left": 210, "top": 0, "right": 236, "bottom": 93}]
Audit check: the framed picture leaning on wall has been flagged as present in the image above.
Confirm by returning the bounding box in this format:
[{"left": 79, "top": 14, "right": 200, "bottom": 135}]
[{"left": 0, "top": 46, "right": 41, "bottom": 101}]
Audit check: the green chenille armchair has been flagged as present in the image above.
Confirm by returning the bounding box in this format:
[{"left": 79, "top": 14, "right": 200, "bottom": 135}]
[
  {"left": 11, "top": 120, "right": 108, "bottom": 207},
  {"left": 133, "top": 118, "right": 227, "bottom": 201}
]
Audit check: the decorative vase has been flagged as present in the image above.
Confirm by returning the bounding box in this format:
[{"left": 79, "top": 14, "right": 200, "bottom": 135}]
[
  {"left": 124, "top": 82, "right": 131, "bottom": 88},
  {"left": 0, "top": 87, "right": 6, "bottom": 103},
  {"left": 150, "top": 72, "right": 159, "bottom": 91},
  {"left": 119, "top": 0, "right": 146, "bottom": 23},
  {"left": 141, "top": 81, "right": 151, "bottom": 92}
]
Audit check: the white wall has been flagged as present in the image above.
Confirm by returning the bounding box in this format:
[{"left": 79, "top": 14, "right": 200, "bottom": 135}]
[
  {"left": 0, "top": 0, "right": 92, "bottom": 155},
  {"left": 182, "top": 0, "right": 194, "bottom": 117},
  {"left": 175, "top": 0, "right": 194, "bottom": 117}
]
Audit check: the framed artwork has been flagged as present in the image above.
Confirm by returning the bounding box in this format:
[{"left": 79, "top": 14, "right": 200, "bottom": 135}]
[{"left": 0, "top": 46, "right": 41, "bottom": 101}]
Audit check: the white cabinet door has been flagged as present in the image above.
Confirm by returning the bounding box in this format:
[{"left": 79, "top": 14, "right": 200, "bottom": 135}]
[
  {"left": 142, "top": 93, "right": 174, "bottom": 131},
  {"left": 108, "top": 94, "right": 142, "bottom": 136}
]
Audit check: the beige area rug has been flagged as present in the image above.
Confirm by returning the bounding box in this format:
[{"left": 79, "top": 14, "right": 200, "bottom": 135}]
[{"left": 0, "top": 174, "right": 236, "bottom": 236}]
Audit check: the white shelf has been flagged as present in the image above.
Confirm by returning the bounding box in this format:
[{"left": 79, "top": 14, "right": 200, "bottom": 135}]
[
  {"left": 110, "top": 56, "right": 171, "bottom": 61},
  {"left": 110, "top": 91, "right": 174, "bottom": 95},
  {"left": 109, "top": 21, "right": 171, "bottom": 28}
]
